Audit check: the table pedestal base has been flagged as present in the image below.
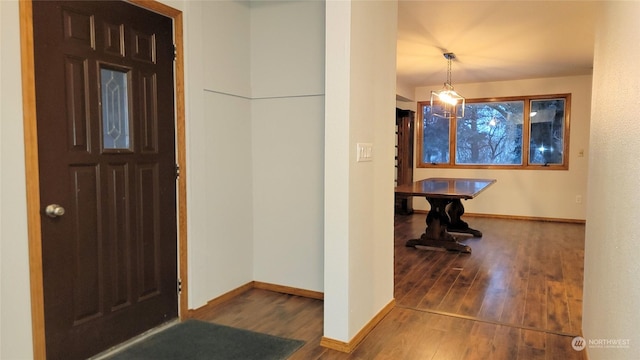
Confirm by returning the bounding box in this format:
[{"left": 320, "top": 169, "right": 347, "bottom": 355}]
[
  {"left": 406, "top": 237, "right": 471, "bottom": 253},
  {"left": 446, "top": 199, "right": 483, "bottom": 237},
  {"left": 405, "top": 198, "right": 479, "bottom": 254}
]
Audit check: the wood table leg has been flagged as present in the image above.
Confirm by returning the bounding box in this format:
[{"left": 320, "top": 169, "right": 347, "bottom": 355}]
[
  {"left": 446, "top": 199, "right": 483, "bottom": 237},
  {"left": 405, "top": 197, "right": 472, "bottom": 253}
]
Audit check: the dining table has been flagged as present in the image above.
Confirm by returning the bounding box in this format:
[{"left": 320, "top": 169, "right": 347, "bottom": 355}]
[{"left": 394, "top": 177, "right": 496, "bottom": 253}]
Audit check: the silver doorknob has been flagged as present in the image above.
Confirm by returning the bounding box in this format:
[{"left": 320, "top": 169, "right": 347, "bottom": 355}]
[{"left": 45, "top": 204, "right": 65, "bottom": 218}]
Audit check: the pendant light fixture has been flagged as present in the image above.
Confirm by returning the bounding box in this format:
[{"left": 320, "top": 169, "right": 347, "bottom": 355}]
[{"left": 430, "top": 52, "right": 465, "bottom": 119}]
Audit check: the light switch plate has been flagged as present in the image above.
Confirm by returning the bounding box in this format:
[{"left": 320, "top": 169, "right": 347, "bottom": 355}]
[{"left": 356, "top": 143, "right": 373, "bottom": 162}]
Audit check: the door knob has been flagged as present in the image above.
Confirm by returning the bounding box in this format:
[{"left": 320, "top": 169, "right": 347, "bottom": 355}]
[{"left": 45, "top": 204, "right": 65, "bottom": 218}]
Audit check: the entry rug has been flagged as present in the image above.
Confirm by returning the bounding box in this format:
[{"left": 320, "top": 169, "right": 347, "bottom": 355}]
[{"left": 107, "top": 320, "right": 305, "bottom": 360}]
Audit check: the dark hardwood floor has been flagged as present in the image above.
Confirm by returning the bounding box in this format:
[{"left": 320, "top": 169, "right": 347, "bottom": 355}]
[{"left": 195, "top": 214, "right": 586, "bottom": 359}]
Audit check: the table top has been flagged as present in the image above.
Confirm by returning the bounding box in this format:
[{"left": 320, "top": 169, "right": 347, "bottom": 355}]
[{"left": 394, "top": 177, "right": 496, "bottom": 200}]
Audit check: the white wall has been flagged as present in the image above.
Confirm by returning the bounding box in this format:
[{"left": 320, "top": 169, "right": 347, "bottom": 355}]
[
  {"left": 583, "top": 2, "right": 640, "bottom": 359},
  {"left": 185, "top": 0, "right": 255, "bottom": 309},
  {"left": 324, "top": 0, "right": 352, "bottom": 340},
  {"left": 187, "top": 0, "right": 328, "bottom": 302},
  {"left": 250, "top": 0, "right": 325, "bottom": 292},
  {"left": 348, "top": 0, "right": 396, "bottom": 340},
  {"left": 186, "top": 0, "right": 328, "bottom": 306},
  {"left": 396, "top": 81, "right": 415, "bottom": 103},
  {"left": 250, "top": 1, "right": 324, "bottom": 97},
  {"left": 324, "top": 0, "right": 396, "bottom": 343},
  {"left": 413, "top": 75, "right": 592, "bottom": 221},
  {"left": 0, "top": 2, "right": 34, "bottom": 358}
]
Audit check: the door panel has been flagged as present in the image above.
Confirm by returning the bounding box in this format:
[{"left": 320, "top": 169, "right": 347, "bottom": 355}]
[
  {"left": 32, "top": 1, "right": 178, "bottom": 359},
  {"left": 70, "top": 165, "right": 102, "bottom": 324}
]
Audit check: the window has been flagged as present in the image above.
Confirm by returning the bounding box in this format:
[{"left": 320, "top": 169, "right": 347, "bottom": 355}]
[
  {"left": 100, "top": 66, "right": 132, "bottom": 151},
  {"left": 417, "top": 94, "right": 570, "bottom": 169}
]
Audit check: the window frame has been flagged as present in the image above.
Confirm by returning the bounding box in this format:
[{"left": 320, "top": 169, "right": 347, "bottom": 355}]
[{"left": 416, "top": 93, "right": 571, "bottom": 170}]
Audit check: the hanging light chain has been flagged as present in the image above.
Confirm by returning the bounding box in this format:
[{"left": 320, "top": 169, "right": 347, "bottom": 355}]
[
  {"left": 447, "top": 56, "right": 452, "bottom": 85},
  {"left": 444, "top": 52, "right": 455, "bottom": 86}
]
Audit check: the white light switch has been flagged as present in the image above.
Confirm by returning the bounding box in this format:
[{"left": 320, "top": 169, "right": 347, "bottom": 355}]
[{"left": 356, "top": 143, "right": 373, "bottom": 162}]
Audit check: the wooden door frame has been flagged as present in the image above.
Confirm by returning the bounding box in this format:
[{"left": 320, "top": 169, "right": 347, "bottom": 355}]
[{"left": 18, "top": 0, "right": 188, "bottom": 358}]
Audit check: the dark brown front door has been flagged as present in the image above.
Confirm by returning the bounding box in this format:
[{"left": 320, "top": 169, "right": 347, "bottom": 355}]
[{"left": 32, "top": 1, "right": 177, "bottom": 358}]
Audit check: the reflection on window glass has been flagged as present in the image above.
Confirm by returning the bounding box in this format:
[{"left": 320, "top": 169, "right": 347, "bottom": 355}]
[
  {"left": 529, "top": 99, "right": 565, "bottom": 165},
  {"left": 101, "top": 68, "right": 130, "bottom": 150},
  {"left": 456, "top": 101, "right": 524, "bottom": 165},
  {"left": 422, "top": 105, "right": 450, "bottom": 164}
]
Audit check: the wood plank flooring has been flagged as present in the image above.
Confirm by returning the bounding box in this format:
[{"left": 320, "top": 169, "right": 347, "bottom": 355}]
[
  {"left": 394, "top": 215, "right": 584, "bottom": 336},
  {"left": 194, "top": 214, "right": 586, "bottom": 359}
]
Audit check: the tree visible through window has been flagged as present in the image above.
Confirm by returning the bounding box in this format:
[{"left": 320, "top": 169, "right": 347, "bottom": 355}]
[
  {"left": 456, "top": 101, "right": 523, "bottom": 165},
  {"left": 417, "top": 94, "right": 570, "bottom": 169},
  {"left": 422, "top": 105, "right": 450, "bottom": 164},
  {"left": 529, "top": 99, "right": 567, "bottom": 165}
]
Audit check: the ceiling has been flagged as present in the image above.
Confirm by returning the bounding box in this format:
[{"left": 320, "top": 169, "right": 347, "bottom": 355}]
[{"left": 396, "top": 1, "right": 600, "bottom": 90}]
